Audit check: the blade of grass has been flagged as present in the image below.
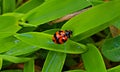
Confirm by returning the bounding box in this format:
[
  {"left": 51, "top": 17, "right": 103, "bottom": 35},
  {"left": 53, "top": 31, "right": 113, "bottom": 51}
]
[
  {"left": 0, "top": 55, "right": 33, "bottom": 63},
  {"left": 4, "top": 40, "right": 40, "bottom": 56},
  {"left": 101, "top": 36, "right": 120, "bottom": 62},
  {"left": 42, "top": 51, "right": 66, "bottom": 72},
  {"left": 1, "top": 70, "right": 23, "bottom": 72},
  {"left": 2, "top": 0, "right": 16, "bottom": 13},
  {"left": 62, "top": 0, "right": 120, "bottom": 41},
  {"left": 24, "top": 59, "right": 34, "bottom": 72},
  {"left": 82, "top": 44, "right": 107, "bottom": 72},
  {"left": 0, "top": 16, "right": 21, "bottom": 38},
  {"left": 0, "top": 36, "right": 17, "bottom": 53},
  {"left": 15, "top": 0, "right": 44, "bottom": 13},
  {"left": 14, "top": 32, "right": 87, "bottom": 54},
  {"left": 108, "top": 65, "right": 120, "bottom": 72},
  {"left": 22, "top": 0, "right": 91, "bottom": 26}
]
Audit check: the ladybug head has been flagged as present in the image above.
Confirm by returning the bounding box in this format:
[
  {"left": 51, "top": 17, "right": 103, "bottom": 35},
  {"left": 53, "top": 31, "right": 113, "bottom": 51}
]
[{"left": 65, "top": 30, "right": 72, "bottom": 38}]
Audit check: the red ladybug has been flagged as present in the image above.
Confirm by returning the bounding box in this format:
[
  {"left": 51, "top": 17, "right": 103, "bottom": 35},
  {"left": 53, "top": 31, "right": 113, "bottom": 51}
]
[{"left": 52, "top": 30, "right": 72, "bottom": 44}]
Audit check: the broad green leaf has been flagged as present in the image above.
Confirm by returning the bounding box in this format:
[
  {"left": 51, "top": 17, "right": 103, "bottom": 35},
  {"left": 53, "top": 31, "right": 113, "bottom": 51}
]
[
  {"left": 15, "top": 0, "right": 44, "bottom": 13},
  {"left": 0, "top": 57, "right": 2, "bottom": 70},
  {"left": 42, "top": 51, "right": 66, "bottom": 72},
  {"left": 0, "top": 36, "right": 17, "bottom": 53},
  {"left": 65, "top": 70, "right": 86, "bottom": 72},
  {"left": 14, "top": 32, "right": 87, "bottom": 54},
  {"left": 2, "top": 0, "right": 16, "bottom": 13},
  {"left": 62, "top": 0, "right": 120, "bottom": 41},
  {"left": 1, "top": 70, "right": 22, "bottom": 72},
  {"left": 0, "top": 16, "right": 21, "bottom": 38},
  {"left": 22, "top": 0, "right": 91, "bottom": 26},
  {"left": 102, "top": 36, "right": 120, "bottom": 62},
  {"left": 24, "top": 59, "right": 34, "bottom": 72},
  {"left": 82, "top": 44, "right": 107, "bottom": 72},
  {"left": 0, "top": 36, "right": 40, "bottom": 56},
  {"left": 108, "top": 65, "right": 120, "bottom": 72},
  {"left": 2, "top": 13, "right": 24, "bottom": 20},
  {"left": 113, "top": 16, "right": 120, "bottom": 29},
  {"left": 0, "top": 54, "right": 33, "bottom": 63},
  {"left": 114, "top": 22, "right": 120, "bottom": 29},
  {"left": 4, "top": 41, "right": 40, "bottom": 56},
  {"left": 3, "top": 37, "right": 40, "bottom": 56}
]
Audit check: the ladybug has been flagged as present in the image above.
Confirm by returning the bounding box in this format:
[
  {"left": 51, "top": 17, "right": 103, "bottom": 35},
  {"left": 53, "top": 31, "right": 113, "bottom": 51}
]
[{"left": 52, "top": 30, "right": 72, "bottom": 44}]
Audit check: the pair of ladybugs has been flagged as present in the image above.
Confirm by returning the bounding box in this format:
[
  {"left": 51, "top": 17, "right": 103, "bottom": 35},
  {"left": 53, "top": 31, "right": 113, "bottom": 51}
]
[{"left": 52, "top": 30, "right": 72, "bottom": 44}]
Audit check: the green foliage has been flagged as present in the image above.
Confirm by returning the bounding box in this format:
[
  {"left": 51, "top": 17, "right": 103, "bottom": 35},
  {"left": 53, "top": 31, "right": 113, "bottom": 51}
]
[
  {"left": 102, "top": 36, "right": 120, "bottom": 62},
  {"left": 0, "top": 0, "right": 120, "bottom": 72},
  {"left": 82, "top": 44, "right": 107, "bottom": 72},
  {"left": 15, "top": 0, "right": 44, "bottom": 13},
  {"left": 0, "top": 16, "right": 21, "bottom": 38},
  {"left": 0, "top": 54, "right": 33, "bottom": 63},
  {"left": 108, "top": 65, "right": 120, "bottom": 72},
  {"left": 62, "top": 0, "right": 120, "bottom": 41},
  {"left": 2, "top": 0, "right": 16, "bottom": 13},
  {"left": 14, "top": 32, "right": 87, "bottom": 54},
  {"left": 113, "top": 16, "right": 120, "bottom": 29},
  {"left": 22, "top": 0, "right": 91, "bottom": 26},
  {"left": 1, "top": 70, "right": 22, "bottom": 72},
  {"left": 0, "top": 36, "right": 17, "bottom": 53},
  {"left": 24, "top": 60, "right": 34, "bottom": 72},
  {"left": 42, "top": 51, "right": 66, "bottom": 72}
]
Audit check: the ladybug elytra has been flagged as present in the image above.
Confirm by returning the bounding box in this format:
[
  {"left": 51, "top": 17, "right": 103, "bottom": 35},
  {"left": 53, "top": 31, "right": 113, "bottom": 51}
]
[{"left": 52, "top": 30, "right": 72, "bottom": 44}]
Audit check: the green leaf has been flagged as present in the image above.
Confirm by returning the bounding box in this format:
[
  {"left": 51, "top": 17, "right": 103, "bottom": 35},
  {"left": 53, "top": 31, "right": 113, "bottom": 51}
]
[
  {"left": 0, "top": 54, "right": 33, "bottom": 63},
  {"left": 62, "top": 0, "right": 120, "bottom": 41},
  {"left": 0, "top": 35, "right": 40, "bottom": 56},
  {"left": 22, "top": 0, "right": 91, "bottom": 26},
  {"left": 0, "top": 57, "right": 2, "bottom": 70},
  {"left": 24, "top": 59, "right": 34, "bottom": 72},
  {"left": 0, "top": 36, "right": 17, "bottom": 53},
  {"left": 15, "top": 0, "right": 44, "bottom": 13},
  {"left": 14, "top": 32, "right": 87, "bottom": 54},
  {"left": 4, "top": 40, "right": 40, "bottom": 56},
  {"left": 101, "top": 36, "right": 120, "bottom": 62},
  {"left": 82, "top": 44, "right": 107, "bottom": 72},
  {"left": 114, "top": 22, "right": 120, "bottom": 29},
  {"left": 2, "top": 0, "right": 16, "bottom": 13},
  {"left": 0, "top": 16, "right": 21, "bottom": 38},
  {"left": 1, "top": 70, "right": 22, "bottom": 72},
  {"left": 87, "top": 0, "right": 104, "bottom": 6},
  {"left": 1, "top": 36, "right": 40, "bottom": 56},
  {"left": 108, "top": 65, "right": 120, "bottom": 72},
  {"left": 65, "top": 70, "right": 86, "bottom": 72},
  {"left": 0, "top": 36, "right": 40, "bottom": 56},
  {"left": 42, "top": 51, "right": 66, "bottom": 72},
  {"left": 113, "top": 16, "right": 120, "bottom": 29},
  {"left": 2, "top": 13, "right": 24, "bottom": 20}
]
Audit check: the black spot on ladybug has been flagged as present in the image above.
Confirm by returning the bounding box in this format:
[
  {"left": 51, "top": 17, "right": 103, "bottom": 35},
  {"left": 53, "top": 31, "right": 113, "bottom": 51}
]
[
  {"left": 62, "top": 39, "right": 67, "bottom": 42},
  {"left": 52, "top": 30, "right": 72, "bottom": 44}
]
